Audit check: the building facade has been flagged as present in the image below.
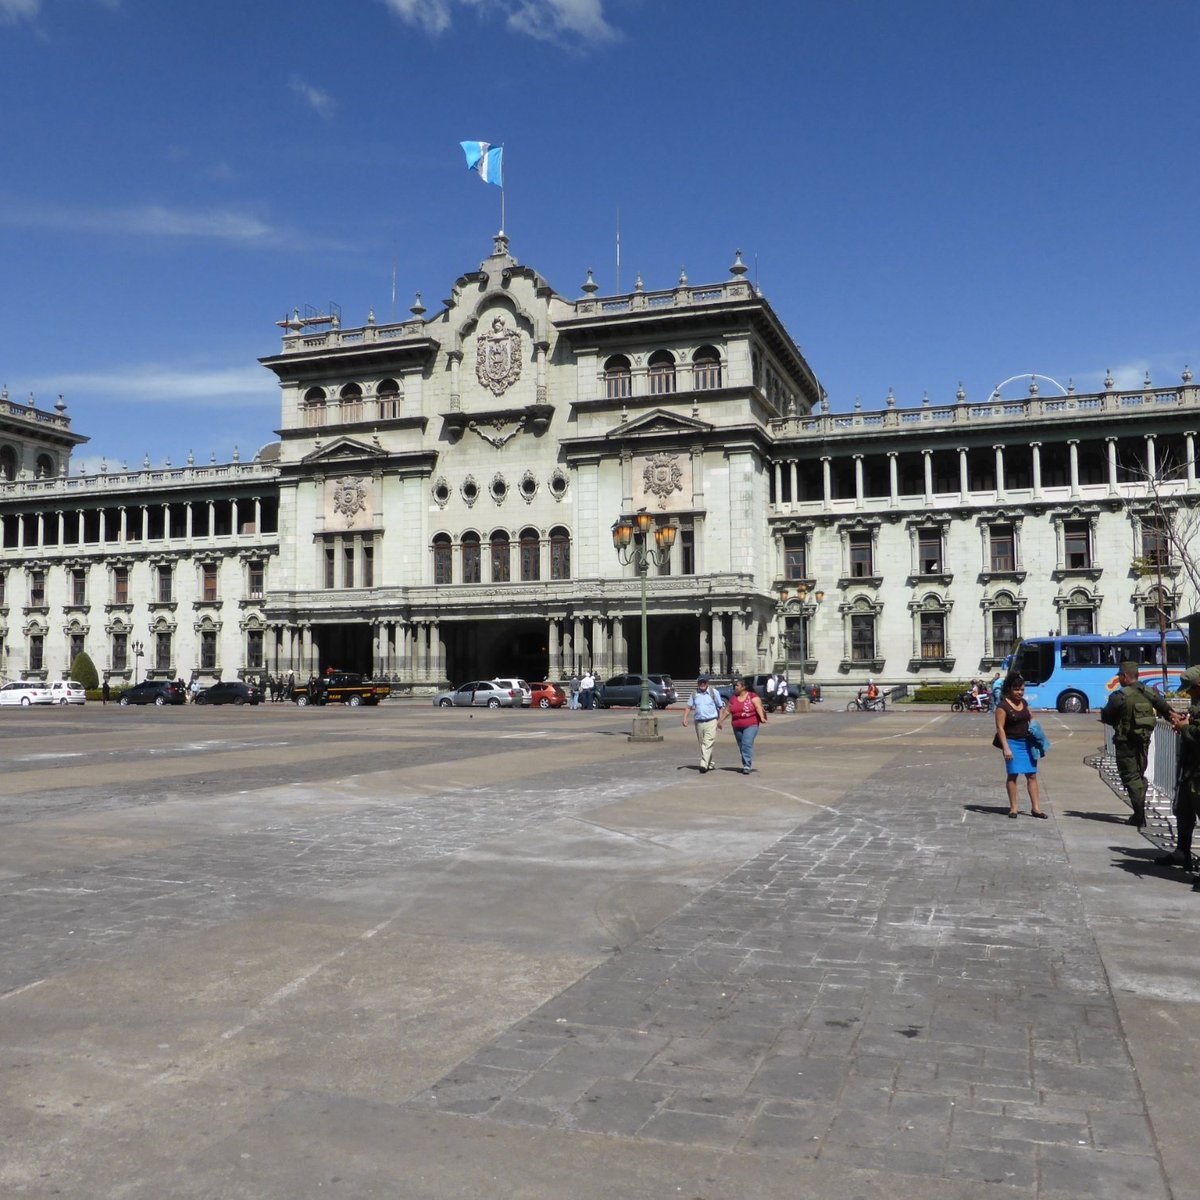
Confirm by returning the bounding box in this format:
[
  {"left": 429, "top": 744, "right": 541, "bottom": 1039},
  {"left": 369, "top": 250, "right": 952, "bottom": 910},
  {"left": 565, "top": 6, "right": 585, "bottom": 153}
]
[{"left": 2, "top": 236, "right": 1196, "bottom": 689}]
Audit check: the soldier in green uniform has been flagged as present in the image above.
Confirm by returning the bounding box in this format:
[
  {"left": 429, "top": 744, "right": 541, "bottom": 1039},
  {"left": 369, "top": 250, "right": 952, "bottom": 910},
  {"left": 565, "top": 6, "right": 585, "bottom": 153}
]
[
  {"left": 1157, "top": 665, "right": 1200, "bottom": 886},
  {"left": 1099, "top": 661, "right": 1179, "bottom": 827}
]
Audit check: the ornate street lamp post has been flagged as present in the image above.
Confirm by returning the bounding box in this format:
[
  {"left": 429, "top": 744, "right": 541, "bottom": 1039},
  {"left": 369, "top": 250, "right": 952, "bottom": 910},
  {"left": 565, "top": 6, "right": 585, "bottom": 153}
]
[
  {"left": 613, "top": 509, "right": 677, "bottom": 742},
  {"left": 779, "top": 585, "right": 823, "bottom": 706},
  {"left": 131, "top": 640, "right": 145, "bottom": 685}
]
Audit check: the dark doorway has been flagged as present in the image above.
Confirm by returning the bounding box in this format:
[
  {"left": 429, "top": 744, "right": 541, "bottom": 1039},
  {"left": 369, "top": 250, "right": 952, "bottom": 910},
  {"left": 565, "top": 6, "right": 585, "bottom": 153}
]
[
  {"left": 624, "top": 614, "right": 700, "bottom": 679},
  {"left": 440, "top": 619, "right": 549, "bottom": 683},
  {"left": 311, "top": 623, "right": 374, "bottom": 675}
]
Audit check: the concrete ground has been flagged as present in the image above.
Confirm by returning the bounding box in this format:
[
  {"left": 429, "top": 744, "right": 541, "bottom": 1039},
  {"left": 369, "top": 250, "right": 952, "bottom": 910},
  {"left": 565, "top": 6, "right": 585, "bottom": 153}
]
[{"left": 1, "top": 699, "right": 1197, "bottom": 1199}]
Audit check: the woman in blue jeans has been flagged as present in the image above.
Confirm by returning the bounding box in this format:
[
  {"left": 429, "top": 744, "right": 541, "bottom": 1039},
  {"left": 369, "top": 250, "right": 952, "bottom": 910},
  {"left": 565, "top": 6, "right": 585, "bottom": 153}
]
[{"left": 719, "top": 676, "right": 768, "bottom": 774}]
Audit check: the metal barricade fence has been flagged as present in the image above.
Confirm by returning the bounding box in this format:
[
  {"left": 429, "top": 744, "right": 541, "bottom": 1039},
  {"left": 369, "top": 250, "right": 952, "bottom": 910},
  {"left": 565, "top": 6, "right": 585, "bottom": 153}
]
[{"left": 1099, "top": 721, "right": 1177, "bottom": 849}]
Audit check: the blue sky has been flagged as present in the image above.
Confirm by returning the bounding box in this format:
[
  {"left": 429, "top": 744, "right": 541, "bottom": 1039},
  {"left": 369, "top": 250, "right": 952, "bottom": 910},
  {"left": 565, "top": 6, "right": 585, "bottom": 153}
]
[{"left": 3, "top": 0, "right": 1198, "bottom": 470}]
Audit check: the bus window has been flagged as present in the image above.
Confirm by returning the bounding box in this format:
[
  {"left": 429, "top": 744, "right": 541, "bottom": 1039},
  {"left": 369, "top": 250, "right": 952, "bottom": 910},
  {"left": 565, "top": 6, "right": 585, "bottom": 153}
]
[
  {"left": 1065, "top": 644, "right": 1100, "bottom": 667},
  {"left": 1014, "top": 642, "right": 1055, "bottom": 684}
]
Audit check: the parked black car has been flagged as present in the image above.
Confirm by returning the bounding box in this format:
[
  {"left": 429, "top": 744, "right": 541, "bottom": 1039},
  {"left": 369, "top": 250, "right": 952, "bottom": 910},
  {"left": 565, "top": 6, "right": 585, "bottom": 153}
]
[
  {"left": 118, "top": 680, "right": 186, "bottom": 707},
  {"left": 717, "top": 674, "right": 802, "bottom": 712},
  {"left": 594, "top": 673, "right": 677, "bottom": 709},
  {"left": 194, "top": 680, "right": 261, "bottom": 706}
]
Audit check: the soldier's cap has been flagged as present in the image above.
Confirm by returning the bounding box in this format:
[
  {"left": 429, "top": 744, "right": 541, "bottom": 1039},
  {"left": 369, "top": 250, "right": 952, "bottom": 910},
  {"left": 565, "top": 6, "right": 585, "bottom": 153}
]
[
  {"left": 1119, "top": 660, "right": 1141, "bottom": 677},
  {"left": 1181, "top": 666, "right": 1200, "bottom": 689}
]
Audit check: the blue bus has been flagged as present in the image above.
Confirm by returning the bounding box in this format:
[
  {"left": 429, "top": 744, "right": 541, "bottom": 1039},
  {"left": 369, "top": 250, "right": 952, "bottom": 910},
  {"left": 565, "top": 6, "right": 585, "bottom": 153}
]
[{"left": 1007, "top": 629, "right": 1188, "bottom": 713}]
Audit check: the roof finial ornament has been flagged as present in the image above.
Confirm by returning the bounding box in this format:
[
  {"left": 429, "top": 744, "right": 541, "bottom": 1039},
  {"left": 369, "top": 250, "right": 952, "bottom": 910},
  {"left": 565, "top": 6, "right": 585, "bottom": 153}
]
[
  {"left": 956, "top": 381, "right": 966, "bottom": 404},
  {"left": 410, "top": 292, "right": 426, "bottom": 317},
  {"left": 1028, "top": 375, "right": 1039, "bottom": 396},
  {"left": 634, "top": 272, "right": 644, "bottom": 293},
  {"left": 232, "top": 444, "right": 240, "bottom": 463},
  {"left": 1183, "top": 365, "right": 1193, "bottom": 385},
  {"left": 187, "top": 449, "right": 194, "bottom": 466},
  {"left": 729, "top": 249, "right": 748, "bottom": 277},
  {"left": 1067, "top": 378, "right": 1076, "bottom": 394},
  {"left": 678, "top": 265, "right": 688, "bottom": 286},
  {"left": 1104, "top": 368, "right": 1115, "bottom": 390},
  {"left": 366, "top": 307, "right": 376, "bottom": 326},
  {"left": 886, "top": 388, "right": 896, "bottom": 409},
  {"left": 55, "top": 394, "right": 66, "bottom": 413},
  {"left": 854, "top": 396, "right": 861, "bottom": 412},
  {"left": 1144, "top": 370, "right": 1153, "bottom": 390},
  {"left": 142, "top": 452, "right": 150, "bottom": 469},
  {"left": 922, "top": 390, "right": 930, "bottom": 407},
  {"left": 580, "top": 268, "right": 598, "bottom": 296}
]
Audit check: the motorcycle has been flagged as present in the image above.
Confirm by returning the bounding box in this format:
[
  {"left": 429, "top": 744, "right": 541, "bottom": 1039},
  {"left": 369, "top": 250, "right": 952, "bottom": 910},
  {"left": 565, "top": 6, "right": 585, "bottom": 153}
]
[
  {"left": 846, "top": 690, "right": 887, "bottom": 712},
  {"left": 951, "top": 690, "right": 992, "bottom": 713}
]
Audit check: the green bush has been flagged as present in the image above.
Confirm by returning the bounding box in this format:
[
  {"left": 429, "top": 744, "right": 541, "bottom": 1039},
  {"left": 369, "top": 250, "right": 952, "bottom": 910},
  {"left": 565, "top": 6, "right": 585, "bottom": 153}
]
[
  {"left": 912, "top": 682, "right": 976, "bottom": 704},
  {"left": 69, "top": 651, "right": 100, "bottom": 690}
]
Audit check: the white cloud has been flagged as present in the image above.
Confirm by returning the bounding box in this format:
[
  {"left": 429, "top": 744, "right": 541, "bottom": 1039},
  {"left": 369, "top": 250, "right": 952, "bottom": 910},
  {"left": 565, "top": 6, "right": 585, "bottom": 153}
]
[
  {"left": 0, "top": 0, "right": 39, "bottom": 22},
  {"left": 379, "top": 0, "right": 617, "bottom": 43},
  {"left": 35, "top": 363, "right": 272, "bottom": 405},
  {"left": 290, "top": 77, "right": 337, "bottom": 120}
]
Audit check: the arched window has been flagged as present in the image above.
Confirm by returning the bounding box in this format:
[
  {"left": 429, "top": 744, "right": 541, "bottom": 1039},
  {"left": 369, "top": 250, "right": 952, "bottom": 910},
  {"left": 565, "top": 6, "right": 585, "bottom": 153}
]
[
  {"left": 432, "top": 533, "right": 452, "bottom": 585},
  {"left": 647, "top": 350, "right": 676, "bottom": 396},
  {"left": 490, "top": 530, "right": 511, "bottom": 583},
  {"left": 549, "top": 526, "right": 570, "bottom": 580},
  {"left": 603, "top": 355, "right": 632, "bottom": 400},
  {"left": 1141, "top": 584, "right": 1174, "bottom": 630},
  {"left": 303, "top": 387, "right": 327, "bottom": 428},
  {"left": 339, "top": 383, "right": 363, "bottom": 423},
  {"left": 989, "top": 592, "right": 1020, "bottom": 659},
  {"left": 519, "top": 527, "right": 540, "bottom": 582},
  {"left": 1064, "top": 588, "right": 1096, "bottom": 636},
  {"left": 461, "top": 532, "right": 481, "bottom": 584},
  {"left": 377, "top": 379, "right": 401, "bottom": 421},
  {"left": 0, "top": 445, "right": 16, "bottom": 481},
  {"left": 693, "top": 346, "right": 722, "bottom": 390},
  {"left": 35, "top": 454, "right": 54, "bottom": 479}
]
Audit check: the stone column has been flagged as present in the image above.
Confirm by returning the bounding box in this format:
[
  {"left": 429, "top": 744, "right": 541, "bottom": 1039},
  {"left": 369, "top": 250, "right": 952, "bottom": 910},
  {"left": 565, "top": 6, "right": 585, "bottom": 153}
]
[
  {"left": 185, "top": 502, "right": 193, "bottom": 539},
  {"left": 431, "top": 620, "right": 443, "bottom": 681},
  {"left": 142, "top": 506, "right": 150, "bottom": 540},
  {"left": 993, "top": 445, "right": 1006, "bottom": 498},
  {"left": 1186, "top": 432, "right": 1196, "bottom": 488},
  {"left": 1068, "top": 439, "right": 1080, "bottom": 498},
  {"left": 162, "top": 503, "right": 170, "bottom": 541},
  {"left": 573, "top": 617, "right": 585, "bottom": 672},
  {"left": 548, "top": 619, "right": 560, "bottom": 677},
  {"left": 958, "top": 447, "right": 969, "bottom": 502},
  {"left": 710, "top": 612, "right": 724, "bottom": 675},
  {"left": 888, "top": 452, "right": 898, "bottom": 508},
  {"left": 98, "top": 510, "right": 106, "bottom": 542},
  {"left": 789, "top": 460, "right": 799, "bottom": 503},
  {"left": 773, "top": 462, "right": 783, "bottom": 504},
  {"left": 821, "top": 456, "right": 832, "bottom": 505},
  {"left": 120, "top": 506, "right": 128, "bottom": 541},
  {"left": 1031, "top": 442, "right": 1042, "bottom": 498},
  {"left": 36, "top": 513, "right": 44, "bottom": 545},
  {"left": 700, "top": 617, "right": 711, "bottom": 675},
  {"left": 1106, "top": 437, "right": 1119, "bottom": 494},
  {"left": 922, "top": 449, "right": 933, "bottom": 505},
  {"left": 1144, "top": 435, "right": 1157, "bottom": 480},
  {"left": 853, "top": 454, "right": 864, "bottom": 504}
]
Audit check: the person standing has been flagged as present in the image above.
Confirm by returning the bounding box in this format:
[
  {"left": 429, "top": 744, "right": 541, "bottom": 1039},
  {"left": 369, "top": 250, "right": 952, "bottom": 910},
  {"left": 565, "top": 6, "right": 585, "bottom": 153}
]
[
  {"left": 1100, "top": 661, "right": 1177, "bottom": 827},
  {"left": 568, "top": 673, "right": 581, "bottom": 711},
  {"left": 682, "top": 675, "right": 724, "bottom": 772},
  {"left": 718, "top": 677, "right": 768, "bottom": 774},
  {"left": 994, "top": 672, "right": 1047, "bottom": 819},
  {"left": 1158, "top": 665, "right": 1200, "bottom": 879},
  {"left": 579, "top": 670, "right": 595, "bottom": 711},
  {"left": 101, "top": 677, "right": 110, "bottom": 705}
]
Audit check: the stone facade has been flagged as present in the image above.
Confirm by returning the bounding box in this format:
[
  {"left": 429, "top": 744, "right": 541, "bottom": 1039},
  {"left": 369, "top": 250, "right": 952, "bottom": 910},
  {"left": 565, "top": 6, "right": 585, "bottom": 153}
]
[{"left": 1, "top": 237, "right": 1196, "bottom": 689}]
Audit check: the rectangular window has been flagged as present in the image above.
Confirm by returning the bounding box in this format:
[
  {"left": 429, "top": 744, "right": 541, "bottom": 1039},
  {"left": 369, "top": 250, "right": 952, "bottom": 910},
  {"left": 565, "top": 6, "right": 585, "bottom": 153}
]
[
  {"left": 989, "top": 524, "right": 1015, "bottom": 572},
  {"left": 362, "top": 544, "right": 374, "bottom": 588},
  {"left": 155, "top": 631, "right": 172, "bottom": 672},
  {"left": 919, "top": 612, "right": 945, "bottom": 660},
  {"left": 917, "top": 528, "right": 942, "bottom": 575},
  {"left": 202, "top": 562, "right": 218, "bottom": 602},
  {"left": 30, "top": 569, "right": 45, "bottom": 606},
  {"left": 850, "top": 614, "right": 876, "bottom": 662},
  {"left": 1141, "top": 516, "right": 1170, "bottom": 568},
  {"left": 343, "top": 546, "right": 354, "bottom": 589},
  {"left": 248, "top": 560, "right": 265, "bottom": 598},
  {"left": 783, "top": 535, "right": 807, "bottom": 580},
  {"left": 72, "top": 568, "right": 87, "bottom": 606},
  {"left": 849, "top": 531, "right": 873, "bottom": 577},
  {"left": 992, "top": 610, "right": 1018, "bottom": 659},
  {"left": 324, "top": 546, "right": 336, "bottom": 589},
  {"left": 1064, "top": 520, "right": 1091, "bottom": 569},
  {"left": 200, "top": 630, "right": 217, "bottom": 670},
  {"left": 247, "top": 629, "right": 264, "bottom": 669},
  {"left": 0, "top": 570, "right": 5, "bottom": 606},
  {"left": 550, "top": 535, "right": 570, "bottom": 580},
  {"left": 680, "top": 528, "right": 695, "bottom": 575},
  {"left": 434, "top": 541, "right": 452, "bottom": 585},
  {"left": 113, "top": 566, "right": 129, "bottom": 604},
  {"left": 157, "top": 564, "right": 173, "bottom": 603},
  {"left": 520, "top": 537, "right": 540, "bottom": 582},
  {"left": 112, "top": 632, "right": 128, "bottom": 672},
  {"left": 377, "top": 395, "right": 401, "bottom": 420},
  {"left": 462, "top": 540, "right": 481, "bottom": 584},
  {"left": 70, "top": 633, "right": 84, "bottom": 662},
  {"left": 30, "top": 634, "right": 44, "bottom": 671},
  {"left": 1067, "top": 607, "right": 1095, "bottom": 636},
  {"left": 491, "top": 539, "right": 510, "bottom": 583}
]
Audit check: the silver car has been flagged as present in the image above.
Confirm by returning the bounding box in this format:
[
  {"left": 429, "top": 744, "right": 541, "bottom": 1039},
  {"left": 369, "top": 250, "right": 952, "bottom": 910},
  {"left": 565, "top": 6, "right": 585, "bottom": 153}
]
[
  {"left": 433, "top": 681, "right": 520, "bottom": 709},
  {"left": 490, "top": 677, "right": 532, "bottom": 706}
]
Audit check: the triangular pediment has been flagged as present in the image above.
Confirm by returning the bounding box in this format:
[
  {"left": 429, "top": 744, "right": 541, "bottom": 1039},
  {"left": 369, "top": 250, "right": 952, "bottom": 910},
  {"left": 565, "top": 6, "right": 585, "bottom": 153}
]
[
  {"left": 301, "top": 436, "right": 388, "bottom": 465},
  {"left": 607, "top": 408, "right": 713, "bottom": 439}
]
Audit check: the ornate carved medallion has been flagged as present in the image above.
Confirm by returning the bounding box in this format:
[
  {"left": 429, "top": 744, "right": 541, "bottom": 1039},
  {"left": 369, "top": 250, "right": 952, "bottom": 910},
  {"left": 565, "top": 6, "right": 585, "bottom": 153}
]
[
  {"left": 332, "top": 476, "right": 367, "bottom": 522},
  {"left": 642, "top": 453, "right": 684, "bottom": 507},
  {"left": 475, "top": 315, "right": 523, "bottom": 396}
]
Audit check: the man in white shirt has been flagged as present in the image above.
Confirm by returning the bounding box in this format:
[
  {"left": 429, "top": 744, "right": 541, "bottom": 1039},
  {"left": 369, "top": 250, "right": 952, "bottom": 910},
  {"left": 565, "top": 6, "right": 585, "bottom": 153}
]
[
  {"left": 682, "top": 676, "right": 726, "bottom": 773},
  {"left": 579, "top": 671, "right": 595, "bottom": 710}
]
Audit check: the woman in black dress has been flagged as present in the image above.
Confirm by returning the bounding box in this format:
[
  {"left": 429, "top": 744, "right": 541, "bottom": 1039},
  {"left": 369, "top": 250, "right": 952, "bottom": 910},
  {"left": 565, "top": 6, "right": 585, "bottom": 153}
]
[{"left": 995, "top": 672, "right": 1047, "bottom": 819}]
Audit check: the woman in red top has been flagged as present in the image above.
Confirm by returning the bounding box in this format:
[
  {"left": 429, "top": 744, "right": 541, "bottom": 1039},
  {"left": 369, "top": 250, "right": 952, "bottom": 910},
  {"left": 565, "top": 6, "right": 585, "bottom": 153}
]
[{"left": 718, "top": 676, "right": 769, "bottom": 775}]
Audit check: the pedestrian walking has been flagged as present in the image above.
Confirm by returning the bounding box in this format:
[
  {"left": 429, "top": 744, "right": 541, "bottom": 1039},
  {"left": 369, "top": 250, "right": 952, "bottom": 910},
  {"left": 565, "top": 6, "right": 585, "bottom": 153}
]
[
  {"left": 1100, "top": 660, "right": 1177, "bottom": 827},
  {"left": 718, "top": 676, "right": 768, "bottom": 774},
  {"left": 579, "top": 670, "right": 595, "bottom": 710},
  {"left": 682, "top": 675, "right": 724, "bottom": 772},
  {"left": 1157, "top": 665, "right": 1200, "bottom": 880},
  {"left": 101, "top": 677, "right": 110, "bottom": 705},
  {"left": 568, "top": 673, "right": 581, "bottom": 711},
  {"left": 994, "top": 672, "right": 1047, "bottom": 819}
]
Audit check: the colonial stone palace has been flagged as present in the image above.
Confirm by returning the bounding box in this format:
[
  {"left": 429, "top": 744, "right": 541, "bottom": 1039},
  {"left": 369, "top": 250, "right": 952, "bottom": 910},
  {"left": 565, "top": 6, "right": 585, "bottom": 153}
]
[{"left": 2, "top": 235, "right": 1196, "bottom": 690}]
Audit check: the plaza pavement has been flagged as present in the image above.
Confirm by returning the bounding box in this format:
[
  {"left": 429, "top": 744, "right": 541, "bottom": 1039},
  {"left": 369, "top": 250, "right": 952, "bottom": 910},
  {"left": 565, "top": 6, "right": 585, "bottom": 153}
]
[{"left": 1, "top": 699, "right": 1198, "bottom": 1199}]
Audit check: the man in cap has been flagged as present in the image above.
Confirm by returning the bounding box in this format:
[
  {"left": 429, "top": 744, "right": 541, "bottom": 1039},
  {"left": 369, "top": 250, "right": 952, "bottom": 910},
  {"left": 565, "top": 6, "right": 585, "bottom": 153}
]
[
  {"left": 1158, "top": 665, "right": 1200, "bottom": 884},
  {"left": 1099, "top": 660, "right": 1180, "bottom": 827},
  {"left": 682, "top": 675, "right": 725, "bottom": 773}
]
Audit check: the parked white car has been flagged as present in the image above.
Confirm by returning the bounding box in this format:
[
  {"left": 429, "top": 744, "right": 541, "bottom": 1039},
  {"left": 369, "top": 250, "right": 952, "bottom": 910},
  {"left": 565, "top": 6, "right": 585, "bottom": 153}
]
[
  {"left": 490, "top": 677, "right": 532, "bottom": 706},
  {"left": 0, "top": 680, "right": 55, "bottom": 706},
  {"left": 49, "top": 679, "right": 87, "bottom": 705}
]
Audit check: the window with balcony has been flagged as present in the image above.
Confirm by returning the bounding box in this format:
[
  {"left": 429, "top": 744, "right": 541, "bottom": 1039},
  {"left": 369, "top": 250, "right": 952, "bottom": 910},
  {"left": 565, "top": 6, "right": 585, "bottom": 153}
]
[
  {"left": 157, "top": 565, "right": 173, "bottom": 603},
  {"left": 1063, "top": 520, "right": 1092, "bottom": 569},
  {"left": 247, "top": 629, "right": 264, "bottom": 670},
  {"left": 112, "top": 632, "right": 128, "bottom": 672},
  {"left": 462, "top": 533, "right": 481, "bottom": 584},
  {"left": 919, "top": 612, "right": 946, "bottom": 660},
  {"left": 248, "top": 560, "right": 264, "bottom": 599},
  {"left": 71, "top": 568, "right": 87, "bottom": 607},
  {"left": 200, "top": 630, "right": 217, "bottom": 670},
  {"left": 30, "top": 633, "right": 44, "bottom": 671},
  {"left": 849, "top": 531, "right": 873, "bottom": 578},
  {"left": 113, "top": 566, "right": 129, "bottom": 604},
  {"left": 603, "top": 355, "right": 632, "bottom": 399},
  {"left": 303, "top": 387, "right": 327, "bottom": 428},
  {"left": 1141, "top": 515, "right": 1171, "bottom": 569},
  {"left": 693, "top": 346, "right": 722, "bottom": 390},
  {"left": 155, "top": 631, "right": 172, "bottom": 672},
  {"left": 647, "top": 350, "right": 676, "bottom": 396},
  {"left": 202, "top": 562, "right": 218, "bottom": 603},
  {"left": 362, "top": 544, "right": 374, "bottom": 588},
  {"left": 783, "top": 534, "right": 807, "bottom": 581},
  {"left": 30, "top": 569, "right": 45, "bottom": 606},
  {"left": 917, "top": 528, "right": 943, "bottom": 575},
  {"left": 850, "top": 614, "right": 876, "bottom": 662},
  {"left": 377, "top": 379, "right": 402, "bottom": 420}
]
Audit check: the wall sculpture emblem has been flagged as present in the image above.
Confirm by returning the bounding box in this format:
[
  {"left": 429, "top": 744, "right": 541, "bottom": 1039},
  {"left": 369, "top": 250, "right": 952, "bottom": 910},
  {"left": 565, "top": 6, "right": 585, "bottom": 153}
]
[
  {"left": 475, "top": 315, "right": 523, "bottom": 396},
  {"left": 642, "top": 453, "right": 684, "bottom": 507},
  {"left": 331, "top": 476, "right": 367, "bottom": 521}
]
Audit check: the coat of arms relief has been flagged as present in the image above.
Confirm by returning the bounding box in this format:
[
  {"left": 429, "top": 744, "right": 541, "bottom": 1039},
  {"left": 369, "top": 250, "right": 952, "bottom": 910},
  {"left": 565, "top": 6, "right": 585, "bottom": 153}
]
[
  {"left": 475, "top": 315, "right": 523, "bottom": 396},
  {"left": 328, "top": 476, "right": 370, "bottom": 526},
  {"left": 638, "top": 452, "right": 688, "bottom": 510}
]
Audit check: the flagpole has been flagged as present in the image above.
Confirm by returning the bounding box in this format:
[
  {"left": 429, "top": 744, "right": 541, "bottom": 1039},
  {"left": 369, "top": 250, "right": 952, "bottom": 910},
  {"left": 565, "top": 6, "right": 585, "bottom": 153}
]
[{"left": 500, "top": 143, "right": 506, "bottom": 235}]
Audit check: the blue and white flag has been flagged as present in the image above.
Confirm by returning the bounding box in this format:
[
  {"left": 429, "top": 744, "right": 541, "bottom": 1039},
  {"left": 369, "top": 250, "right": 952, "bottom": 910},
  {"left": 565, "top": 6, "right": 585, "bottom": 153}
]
[{"left": 460, "top": 140, "right": 503, "bottom": 187}]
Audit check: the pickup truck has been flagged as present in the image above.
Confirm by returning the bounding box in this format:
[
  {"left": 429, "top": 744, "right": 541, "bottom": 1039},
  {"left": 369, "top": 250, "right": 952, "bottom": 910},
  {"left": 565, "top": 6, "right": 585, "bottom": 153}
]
[{"left": 292, "top": 672, "right": 390, "bottom": 707}]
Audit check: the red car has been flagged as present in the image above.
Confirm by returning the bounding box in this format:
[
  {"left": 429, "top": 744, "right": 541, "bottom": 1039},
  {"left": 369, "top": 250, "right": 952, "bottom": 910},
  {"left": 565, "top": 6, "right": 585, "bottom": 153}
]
[{"left": 530, "top": 682, "right": 566, "bottom": 709}]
